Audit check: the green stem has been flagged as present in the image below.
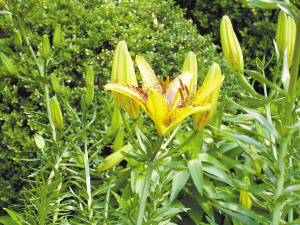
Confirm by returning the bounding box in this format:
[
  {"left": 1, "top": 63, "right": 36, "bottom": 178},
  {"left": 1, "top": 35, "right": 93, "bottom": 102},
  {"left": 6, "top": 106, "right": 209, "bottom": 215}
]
[
  {"left": 155, "top": 131, "right": 199, "bottom": 162},
  {"left": 120, "top": 109, "right": 143, "bottom": 152},
  {"left": 136, "top": 163, "right": 154, "bottom": 225},
  {"left": 83, "top": 112, "right": 92, "bottom": 219},
  {"left": 104, "top": 168, "right": 114, "bottom": 221},
  {"left": 272, "top": 21, "right": 300, "bottom": 225}
]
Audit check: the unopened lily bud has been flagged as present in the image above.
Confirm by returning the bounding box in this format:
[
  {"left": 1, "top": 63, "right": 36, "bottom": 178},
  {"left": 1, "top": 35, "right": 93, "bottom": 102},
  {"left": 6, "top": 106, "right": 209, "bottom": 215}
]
[
  {"left": 114, "top": 127, "right": 124, "bottom": 151},
  {"left": 110, "top": 106, "right": 122, "bottom": 136},
  {"left": 239, "top": 177, "right": 252, "bottom": 210},
  {"left": 287, "top": 16, "right": 296, "bottom": 67},
  {"left": 111, "top": 41, "right": 138, "bottom": 110},
  {"left": 14, "top": 30, "right": 22, "bottom": 48},
  {"left": 276, "top": 11, "right": 288, "bottom": 55},
  {"left": 5, "top": 14, "right": 12, "bottom": 24},
  {"left": 86, "top": 66, "right": 94, "bottom": 85},
  {"left": 85, "top": 82, "right": 94, "bottom": 107},
  {"left": 0, "top": 52, "right": 17, "bottom": 75},
  {"left": 53, "top": 24, "right": 62, "bottom": 48},
  {"left": 193, "top": 63, "right": 224, "bottom": 131},
  {"left": 220, "top": 15, "right": 244, "bottom": 73},
  {"left": 97, "top": 144, "right": 132, "bottom": 172},
  {"left": 80, "top": 96, "right": 87, "bottom": 113},
  {"left": 125, "top": 98, "right": 139, "bottom": 120},
  {"left": 182, "top": 51, "right": 197, "bottom": 95},
  {"left": 42, "top": 35, "right": 51, "bottom": 60},
  {"left": 50, "top": 74, "right": 61, "bottom": 94},
  {"left": 250, "top": 145, "right": 261, "bottom": 174},
  {"left": 255, "top": 123, "right": 264, "bottom": 143},
  {"left": 50, "top": 97, "right": 63, "bottom": 130},
  {"left": 34, "top": 134, "right": 45, "bottom": 149}
]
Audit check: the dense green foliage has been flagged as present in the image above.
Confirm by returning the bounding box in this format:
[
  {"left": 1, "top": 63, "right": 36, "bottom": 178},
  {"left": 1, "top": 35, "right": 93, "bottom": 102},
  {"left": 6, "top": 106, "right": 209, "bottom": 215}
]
[
  {"left": 0, "top": 0, "right": 241, "bottom": 213},
  {"left": 174, "top": 0, "right": 300, "bottom": 70}
]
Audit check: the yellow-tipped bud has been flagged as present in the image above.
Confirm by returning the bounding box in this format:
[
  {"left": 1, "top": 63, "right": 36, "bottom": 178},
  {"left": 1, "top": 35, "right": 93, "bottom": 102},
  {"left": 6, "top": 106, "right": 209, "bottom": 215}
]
[
  {"left": 111, "top": 41, "right": 138, "bottom": 110},
  {"left": 86, "top": 66, "right": 94, "bottom": 85},
  {"left": 50, "top": 74, "right": 61, "bottom": 94},
  {"left": 0, "top": 52, "right": 18, "bottom": 75},
  {"left": 220, "top": 15, "right": 244, "bottom": 73},
  {"left": 239, "top": 177, "right": 252, "bottom": 210},
  {"left": 34, "top": 134, "right": 45, "bottom": 149},
  {"left": 13, "top": 30, "right": 22, "bottom": 48},
  {"left": 97, "top": 144, "right": 132, "bottom": 172},
  {"left": 85, "top": 82, "right": 94, "bottom": 107},
  {"left": 125, "top": 98, "right": 139, "bottom": 120},
  {"left": 5, "top": 14, "right": 12, "bottom": 24},
  {"left": 110, "top": 106, "right": 122, "bottom": 136},
  {"left": 114, "top": 127, "right": 124, "bottom": 151},
  {"left": 276, "top": 11, "right": 289, "bottom": 55},
  {"left": 287, "top": 16, "right": 296, "bottom": 68},
  {"left": 42, "top": 35, "right": 51, "bottom": 60},
  {"left": 182, "top": 51, "right": 197, "bottom": 95},
  {"left": 250, "top": 145, "right": 261, "bottom": 174},
  {"left": 53, "top": 24, "right": 62, "bottom": 48},
  {"left": 50, "top": 97, "right": 63, "bottom": 130},
  {"left": 193, "top": 63, "right": 224, "bottom": 131}
]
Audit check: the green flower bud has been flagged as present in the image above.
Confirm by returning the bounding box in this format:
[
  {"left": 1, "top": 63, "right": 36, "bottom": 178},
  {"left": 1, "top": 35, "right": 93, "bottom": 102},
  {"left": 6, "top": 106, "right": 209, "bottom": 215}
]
[
  {"left": 5, "top": 14, "right": 12, "bottom": 24},
  {"left": 34, "top": 134, "right": 45, "bottom": 149},
  {"left": 250, "top": 145, "right": 261, "bottom": 174},
  {"left": 50, "top": 74, "right": 61, "bottom": 94},
  {"left": 0, "top": 52, "right": 17, "bottom": 75},
  {"left": 193, "top": 63, "right": 224, "bottom": 131},
  {"left": 86, "top": 66, "right": 94, "bottom": 85},
  {"left": 50, "top": 96, "right": 63, "bottom": 130},
  {"left": 77, "top": 154, "right": 84, "bottom": 164},
  {"left": 111, "top": 41, "right": 138, "bottom": 109},
  {"left": 80, "top": 96, "right": 87, "bottom": 113},
  {"left": 287, "top": 16, "right": 296, "bottom": 68},
  {"left": 42, "top": 35, "right": 51, "bottom": 60},
  {"left": 97, "top": 144, "right": 132, "bottom": 172},
  {"left": 114, "top": 127, "right": 124, "bottom": 151},
  {"left": 85, "top": 82, "right": 94, "bottom": 107},
  {"left": 53, "top": 24, "right": 62, "bottom": 48},
  {"left": 239, "top": 177, "right": 252, "bottom": 210},
  {"left": 110, "top": 106, "right": 122, "bottom": 136},
  {"left": 13, "top": 30, "right": 22, "bottom": 48},
  {"left": 220, "top": 15, "right": 244, "bottom": 73},
  {"left": 276, "top": 11, "right": 288, "bottom": 55},
  {"left": 182, "top": 51, "right": 197, "bottom": 95}
]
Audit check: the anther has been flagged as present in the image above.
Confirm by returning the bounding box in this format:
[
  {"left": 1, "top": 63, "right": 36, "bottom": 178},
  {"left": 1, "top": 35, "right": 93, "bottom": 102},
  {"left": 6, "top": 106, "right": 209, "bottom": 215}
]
[
  {"left": 179, "top": 78, "right": 184, "bottom": 88},
  {"left": 179, "top": 88, "right": 184, "bottom": 100},
  {"left": 184, "top": 85, "right": 190, "bottom": 96}
]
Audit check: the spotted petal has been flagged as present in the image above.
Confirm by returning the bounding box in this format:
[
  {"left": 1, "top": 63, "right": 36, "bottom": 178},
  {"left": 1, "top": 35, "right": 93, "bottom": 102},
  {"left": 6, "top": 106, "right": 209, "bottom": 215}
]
[
  {"left": 146, "top": 90, "right": 170, "bottom": 137},
  {"left": 105, "top": 83, "right": 148, "bottom": 111},
  {"left": 162, "top": 103, "right": 211, "bottom": 136},
  {"left": 186, "top": 76, "right": 225, "bottom": 106},
  {"left": 136, "top": 55, "right": 162, "bottom": 94}
]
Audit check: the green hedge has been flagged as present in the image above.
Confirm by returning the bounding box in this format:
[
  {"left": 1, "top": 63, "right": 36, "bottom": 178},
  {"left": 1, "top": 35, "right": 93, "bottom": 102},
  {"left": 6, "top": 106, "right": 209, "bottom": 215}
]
[
  {"left": 0, "top": 0, "right": 242, "bottom": 213},
  {"left": 175, "top": 0, "right": 300, "bottom": 71}
]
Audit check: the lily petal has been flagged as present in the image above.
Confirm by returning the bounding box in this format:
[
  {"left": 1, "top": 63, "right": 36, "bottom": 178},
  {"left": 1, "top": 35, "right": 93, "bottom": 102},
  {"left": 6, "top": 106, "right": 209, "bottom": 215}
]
[
  {"left": 136, "top": 55, "right": 162, "bottom": 94},
  {"left": 146, "top": 89, "right": 170, "bottom": 137},
  {"left": 105, "top": 83, "right": 148, "bottom": 111},
  {"left": 162, "top": 103, "right": 211, "bottom": 136},
  {"left": 166, "top": 72, "right": 194, "bottom": 109},
  {"left": 186, "top": 76, "right": 225, "bottom": 106}
]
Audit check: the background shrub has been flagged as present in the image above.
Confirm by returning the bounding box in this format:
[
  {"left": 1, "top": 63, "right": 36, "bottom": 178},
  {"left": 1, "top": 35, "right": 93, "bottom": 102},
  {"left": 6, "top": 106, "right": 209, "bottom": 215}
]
[{"left": 0, "top": 0, "right": 242, "bottom": 214}]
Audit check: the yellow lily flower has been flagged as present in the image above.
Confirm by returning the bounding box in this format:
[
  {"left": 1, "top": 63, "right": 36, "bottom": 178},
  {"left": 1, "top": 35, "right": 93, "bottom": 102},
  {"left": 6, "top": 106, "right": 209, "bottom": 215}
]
[{"left": 105, "top": 55, "right": 224, "bottom": 137}]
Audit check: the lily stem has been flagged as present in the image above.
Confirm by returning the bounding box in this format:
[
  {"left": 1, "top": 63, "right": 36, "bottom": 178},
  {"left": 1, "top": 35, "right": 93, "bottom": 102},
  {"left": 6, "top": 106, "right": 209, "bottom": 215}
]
[
  {"left": 155, "top": 130, "right": 199, "bottom": 162},
  {"left": 120, "top": 109, "right": 143, "bottom": 152}
]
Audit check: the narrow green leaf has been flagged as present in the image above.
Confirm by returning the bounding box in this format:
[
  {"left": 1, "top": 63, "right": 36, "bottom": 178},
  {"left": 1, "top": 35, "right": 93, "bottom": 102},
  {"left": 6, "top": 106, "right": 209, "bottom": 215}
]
[
  {"left": 188, "top": 157, "right": 203, "bottom": 196},
  {"left": 3, "top": 209, "right": 23, "bottom": 225},
  {"left": 0, "top": 216, "right": 20, "bottom": 225},
  {"left": 170, "top": 162, "right": 190, "bottom": 202},
  {"left": 283, "top": 183, "right": 300, "bottom": 194},
  {"left": 131, "top": 168, "right": 140, "bottom": 193},
  {"left": 198, "top": 153, "right": 229, "bottom": 172}
]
